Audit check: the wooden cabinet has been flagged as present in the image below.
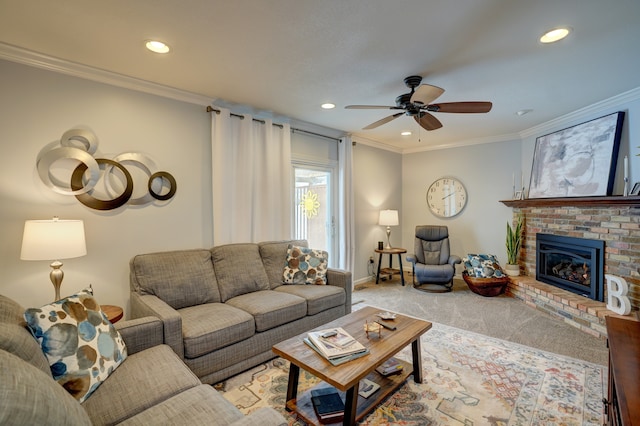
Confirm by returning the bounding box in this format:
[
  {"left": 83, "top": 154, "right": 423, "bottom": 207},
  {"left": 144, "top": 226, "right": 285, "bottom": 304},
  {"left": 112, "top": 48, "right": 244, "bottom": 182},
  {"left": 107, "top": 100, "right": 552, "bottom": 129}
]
[{"left": 605, "top": 316, "right": 640, "bottom": 425}]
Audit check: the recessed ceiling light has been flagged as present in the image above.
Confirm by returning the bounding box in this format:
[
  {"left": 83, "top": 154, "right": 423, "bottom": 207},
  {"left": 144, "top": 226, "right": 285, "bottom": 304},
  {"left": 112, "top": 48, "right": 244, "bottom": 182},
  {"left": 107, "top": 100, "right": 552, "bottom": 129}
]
[
  {"left": 401, "top": 131, "right": 412, "bottom": 136},
  {"left": 145, "top": 40, "right": 170, "bottom": 54},
  {"left": 516, "top": 109, "right": 533, "bottom": 116},
  {"left": 540, "top": 28, "right": 571, "bottom": 44},
  {"left": 321, "top": 103, "right": 336, "bottom": 109}
]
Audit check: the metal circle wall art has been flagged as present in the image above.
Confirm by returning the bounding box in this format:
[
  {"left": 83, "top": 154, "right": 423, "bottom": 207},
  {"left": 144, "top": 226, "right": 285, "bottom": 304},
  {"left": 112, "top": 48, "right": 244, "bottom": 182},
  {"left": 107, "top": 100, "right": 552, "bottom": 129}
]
[{"left": 36, "top": 128, "right": 177, "bottom": 211}]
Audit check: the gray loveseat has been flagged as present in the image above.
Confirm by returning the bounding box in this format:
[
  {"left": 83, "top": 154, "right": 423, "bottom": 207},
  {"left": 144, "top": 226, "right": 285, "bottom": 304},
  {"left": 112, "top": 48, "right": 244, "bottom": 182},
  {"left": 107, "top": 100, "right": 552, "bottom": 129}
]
[
  {"left": 129, "top": 239, "right": 352, "bottom": 384},
  {"left": 0, "top": 294, "right": 286, "bottom": 425}
]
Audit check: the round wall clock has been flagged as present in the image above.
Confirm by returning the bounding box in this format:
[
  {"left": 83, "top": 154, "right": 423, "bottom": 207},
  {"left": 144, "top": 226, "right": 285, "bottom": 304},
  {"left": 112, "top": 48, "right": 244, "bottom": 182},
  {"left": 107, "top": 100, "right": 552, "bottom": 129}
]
[{"left": 427, "top": 177, "right": 467, "bottom": 218}]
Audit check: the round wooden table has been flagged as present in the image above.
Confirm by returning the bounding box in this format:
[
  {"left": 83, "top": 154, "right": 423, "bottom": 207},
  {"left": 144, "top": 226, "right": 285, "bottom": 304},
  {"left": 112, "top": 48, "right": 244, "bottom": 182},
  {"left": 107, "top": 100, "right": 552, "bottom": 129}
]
[
  {"left": 101, "top": 305, "right": 124, "bottom": 323},
  {"left": 374, "top": 247, "right": 407, "bottom": 286}
]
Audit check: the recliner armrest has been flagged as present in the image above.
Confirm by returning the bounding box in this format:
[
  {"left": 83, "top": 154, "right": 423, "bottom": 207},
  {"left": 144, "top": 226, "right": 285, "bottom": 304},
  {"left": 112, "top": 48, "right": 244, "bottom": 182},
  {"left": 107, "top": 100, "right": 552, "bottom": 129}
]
[
  {"left": 406, "top": 254, "right": 417, "bottom": 264},
  {"left": 448, "top": 255, "right": 462, "bottom": 266},
  {"left": 115, "top": 317, "right": 163, "bottom": 355}
]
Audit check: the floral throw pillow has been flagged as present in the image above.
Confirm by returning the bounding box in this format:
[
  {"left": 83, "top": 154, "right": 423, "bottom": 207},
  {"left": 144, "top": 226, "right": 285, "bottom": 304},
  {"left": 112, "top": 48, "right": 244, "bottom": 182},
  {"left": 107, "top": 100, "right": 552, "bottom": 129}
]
[
  {"left": 283, "top": 245, "right": 328, "bottom": 285},
  {"left": 464, "top": 254, "right": 506, "bottom": 278},
  {"left": 23, "top": 287, "right": 127, "bottom": 403}
]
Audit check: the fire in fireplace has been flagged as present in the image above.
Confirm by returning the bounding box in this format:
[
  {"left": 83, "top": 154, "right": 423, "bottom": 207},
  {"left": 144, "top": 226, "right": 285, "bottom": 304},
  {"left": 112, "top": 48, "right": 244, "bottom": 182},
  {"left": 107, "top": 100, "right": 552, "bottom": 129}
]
[{"left": 536, "top": 233, "right": 604, "bottom": 302}]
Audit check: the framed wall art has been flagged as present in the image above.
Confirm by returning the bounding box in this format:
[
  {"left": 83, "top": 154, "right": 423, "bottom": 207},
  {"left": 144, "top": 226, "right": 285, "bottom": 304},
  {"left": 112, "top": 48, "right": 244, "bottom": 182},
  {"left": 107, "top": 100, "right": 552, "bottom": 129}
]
[{"left": 528, "top": 111, "right": 625, "bottom": 198}]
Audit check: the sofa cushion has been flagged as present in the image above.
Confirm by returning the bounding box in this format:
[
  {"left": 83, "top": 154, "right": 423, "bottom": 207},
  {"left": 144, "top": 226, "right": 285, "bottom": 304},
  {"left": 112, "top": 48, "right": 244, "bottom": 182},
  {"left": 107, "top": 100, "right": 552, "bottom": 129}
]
[
  {"left": 0, "top": 295, "right": 51, "bottom": 375},
  {"left": 0, "top": 350, "right": 92, "bottom": 425},
  {"left": 81, "top": 344, "right": 201, "bottom": 425},
  {"left": 259, "top": 239, "right": 308, "bottom": 288},
  {"left": 179, "top": 303, "right": 255, "bottom": 358},
  {"left": 119, "top": 384, "right": 244, "bottom": 425},
  {"left": 130, "top": 249, "right": 220, "bottom": 309},
  {"left": 283, "top": 245, "right": 329, "bottom": 285},
  {"left": 0, "top": 323, "right": 52, "bottom": 376},
  {"left": 212, "top": 243, "right": 270, "bottom": 302},
  {"left": 274, "top": 284, "right": 346, "bottom": 315},
  {"left": 226, "top": 290, "right": 307, "bottom": 332},
  {"left": 23, "top": 288, "right": 127, "bottom": 403}
]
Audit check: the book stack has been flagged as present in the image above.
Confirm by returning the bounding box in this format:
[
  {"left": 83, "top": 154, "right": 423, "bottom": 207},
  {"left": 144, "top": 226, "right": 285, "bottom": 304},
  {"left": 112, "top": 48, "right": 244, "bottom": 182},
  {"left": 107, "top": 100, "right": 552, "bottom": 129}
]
[
  {"left": 305, "top": 327, "right": 369, "bottom": 366},
  {"left": 311, "top": 387, "right": 345, "bottom": 424},
  {"left": 375, "top": 357, "right": 404, "bottom": 376}
]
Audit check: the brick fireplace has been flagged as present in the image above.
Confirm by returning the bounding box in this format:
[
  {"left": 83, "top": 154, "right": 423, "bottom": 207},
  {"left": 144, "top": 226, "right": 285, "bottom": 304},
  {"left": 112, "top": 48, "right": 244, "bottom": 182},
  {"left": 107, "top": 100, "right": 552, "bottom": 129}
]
[{"left": 501, "top": 197, "right": 640, "bottom": 339}]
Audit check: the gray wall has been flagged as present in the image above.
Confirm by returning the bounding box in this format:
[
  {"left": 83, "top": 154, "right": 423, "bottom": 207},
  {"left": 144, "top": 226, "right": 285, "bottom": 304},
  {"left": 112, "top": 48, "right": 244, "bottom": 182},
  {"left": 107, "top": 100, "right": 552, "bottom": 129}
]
[
  {"left": 1, "top": 59, "right": 211, "bottom": 310},
  {"left": 352, "top": 142, "right": 402, "bottom": 283}
]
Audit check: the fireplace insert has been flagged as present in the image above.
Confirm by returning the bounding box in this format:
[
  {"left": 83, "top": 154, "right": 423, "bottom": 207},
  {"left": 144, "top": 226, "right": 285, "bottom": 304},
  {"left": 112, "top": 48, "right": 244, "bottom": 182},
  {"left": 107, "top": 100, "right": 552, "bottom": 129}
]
[{"left": 536, "top": 233, "right": 604, "bottom": 301}]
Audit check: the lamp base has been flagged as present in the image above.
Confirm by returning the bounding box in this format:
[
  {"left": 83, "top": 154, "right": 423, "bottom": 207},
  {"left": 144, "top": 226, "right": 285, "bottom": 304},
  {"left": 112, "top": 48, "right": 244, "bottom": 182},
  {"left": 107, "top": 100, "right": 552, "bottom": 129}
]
[
  {"left": 50, "top": 260, "right": 64, "bottom": 301},
  {"left": 385, "top": 227, "right": 392, "bottom": 249}
]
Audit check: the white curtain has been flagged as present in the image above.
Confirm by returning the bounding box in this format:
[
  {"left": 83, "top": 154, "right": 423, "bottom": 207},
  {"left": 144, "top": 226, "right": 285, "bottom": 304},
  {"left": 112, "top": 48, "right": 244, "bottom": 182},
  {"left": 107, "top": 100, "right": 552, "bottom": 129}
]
[
  {"left": 211, "top": 107, "right": 292, "bottom": 245},
  {"left": 338, "top": 135, "right": 355, "bottom": 275}
]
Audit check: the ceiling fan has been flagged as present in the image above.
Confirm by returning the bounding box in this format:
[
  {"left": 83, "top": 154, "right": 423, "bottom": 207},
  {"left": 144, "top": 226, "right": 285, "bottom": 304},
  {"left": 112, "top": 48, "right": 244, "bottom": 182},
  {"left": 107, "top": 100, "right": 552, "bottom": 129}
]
[{"left": 345, "top": 75, "right": 492, "bottom": 131}]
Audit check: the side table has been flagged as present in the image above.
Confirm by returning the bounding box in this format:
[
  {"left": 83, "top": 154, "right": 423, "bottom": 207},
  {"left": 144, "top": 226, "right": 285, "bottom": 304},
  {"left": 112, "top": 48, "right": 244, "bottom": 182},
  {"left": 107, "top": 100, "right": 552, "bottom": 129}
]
[
  {"left": 375, "top": 247, "right": 407, "bottom": 286},
  {"left": 102, "top": 305, "right": 124, "bottom": 324}
]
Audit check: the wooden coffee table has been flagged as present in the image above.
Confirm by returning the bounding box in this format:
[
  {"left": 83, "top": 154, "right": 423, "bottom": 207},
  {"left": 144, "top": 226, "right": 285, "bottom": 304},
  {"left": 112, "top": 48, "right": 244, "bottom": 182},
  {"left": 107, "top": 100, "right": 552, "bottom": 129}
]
[{"left": 272, "top": 306, "right": 432, "bottom": 425}]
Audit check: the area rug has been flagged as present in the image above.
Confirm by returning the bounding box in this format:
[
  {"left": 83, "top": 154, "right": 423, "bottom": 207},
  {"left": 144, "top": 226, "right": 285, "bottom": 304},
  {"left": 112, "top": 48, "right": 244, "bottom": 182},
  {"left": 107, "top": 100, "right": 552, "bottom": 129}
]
[{"left": 215, "top": 321, "right": 606, "bottom": 425}]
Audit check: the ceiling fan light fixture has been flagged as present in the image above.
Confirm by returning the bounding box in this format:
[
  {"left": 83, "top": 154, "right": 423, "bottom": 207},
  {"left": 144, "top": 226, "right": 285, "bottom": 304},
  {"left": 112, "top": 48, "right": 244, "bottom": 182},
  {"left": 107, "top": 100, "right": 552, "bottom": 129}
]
[
  {"left": 321, "top": 103, "right": 335, "bottom": 109},
  {"left": 540, "top": 27, "right": 571, "bottom": 44},
  {"left": 145, "top": 40, "right": 171, "bottom": 54}
]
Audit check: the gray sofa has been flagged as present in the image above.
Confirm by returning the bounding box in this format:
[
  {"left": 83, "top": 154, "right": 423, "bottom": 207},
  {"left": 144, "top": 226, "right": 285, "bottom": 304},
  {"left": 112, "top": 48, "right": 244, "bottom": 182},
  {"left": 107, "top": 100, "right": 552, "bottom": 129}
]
[
  {"left": 0, "top": 294, "right": 286, "bottom": 425},
  {"left": 129, "top": 239, "right": 352, "bottom": 384}
]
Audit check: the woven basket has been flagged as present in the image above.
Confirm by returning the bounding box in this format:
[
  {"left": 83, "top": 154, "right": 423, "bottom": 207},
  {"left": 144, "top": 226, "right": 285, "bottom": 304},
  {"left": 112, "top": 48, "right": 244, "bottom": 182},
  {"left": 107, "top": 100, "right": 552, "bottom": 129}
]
[{"left": 462, "top": 272, "right": 509, "bottom": 297}]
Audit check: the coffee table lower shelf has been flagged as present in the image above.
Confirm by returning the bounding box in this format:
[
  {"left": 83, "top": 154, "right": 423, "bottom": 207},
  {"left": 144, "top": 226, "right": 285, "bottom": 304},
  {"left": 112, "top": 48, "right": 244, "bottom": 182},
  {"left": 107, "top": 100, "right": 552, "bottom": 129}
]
[{"left": 286, "top": 358, "right": 412, "bottom": 425}]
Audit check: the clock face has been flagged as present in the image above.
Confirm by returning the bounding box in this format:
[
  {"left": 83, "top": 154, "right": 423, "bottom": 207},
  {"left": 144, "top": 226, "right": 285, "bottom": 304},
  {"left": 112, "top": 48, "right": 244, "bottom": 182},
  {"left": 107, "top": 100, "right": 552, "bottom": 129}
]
[{"left": 427, "top": 177, "right": 467, "bottom": 218}]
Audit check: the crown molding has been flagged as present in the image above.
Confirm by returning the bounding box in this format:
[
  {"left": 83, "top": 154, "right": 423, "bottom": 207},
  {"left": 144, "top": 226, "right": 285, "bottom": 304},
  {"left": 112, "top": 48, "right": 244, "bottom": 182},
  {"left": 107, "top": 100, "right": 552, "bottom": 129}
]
[
  {"left": 519, "top": 86, "right": 640, "bottom": 139},
  {"left": 0, "top": 42, "right": 212, "bottom": 106},
  {"left": 352, "top": 135, "right": 404, "bottom": 153}
]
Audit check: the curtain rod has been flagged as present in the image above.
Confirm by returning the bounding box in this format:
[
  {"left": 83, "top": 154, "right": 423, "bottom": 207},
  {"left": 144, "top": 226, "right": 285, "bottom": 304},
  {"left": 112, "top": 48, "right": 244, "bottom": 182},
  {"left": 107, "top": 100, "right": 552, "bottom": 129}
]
[{"left": 206, "top": 106, "right": 341, "bottom": 142}]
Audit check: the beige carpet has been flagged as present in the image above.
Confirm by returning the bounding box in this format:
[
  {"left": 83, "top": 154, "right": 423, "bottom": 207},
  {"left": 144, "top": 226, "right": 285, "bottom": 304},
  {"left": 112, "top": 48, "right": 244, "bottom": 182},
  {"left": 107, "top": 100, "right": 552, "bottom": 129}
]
[{"left": 353, "top": 276, "right": 608, "bottom": 365}]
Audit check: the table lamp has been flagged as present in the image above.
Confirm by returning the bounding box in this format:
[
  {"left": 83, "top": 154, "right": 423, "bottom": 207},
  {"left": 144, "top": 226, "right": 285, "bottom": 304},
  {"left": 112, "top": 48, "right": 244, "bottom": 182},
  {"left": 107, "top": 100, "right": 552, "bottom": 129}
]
[
  {"left": 20, "top": 217, "right": 87, "bottom": 301},
  {"left": 378, "top": 209, "right": 399, "bottom": 249}
]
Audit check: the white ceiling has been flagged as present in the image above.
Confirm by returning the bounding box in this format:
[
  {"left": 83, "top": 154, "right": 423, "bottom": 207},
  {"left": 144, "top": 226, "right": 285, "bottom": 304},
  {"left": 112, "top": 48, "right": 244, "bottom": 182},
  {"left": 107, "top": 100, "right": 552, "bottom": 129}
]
[{"left": 1, "top": 0, "right": 639, "bottom": 151}]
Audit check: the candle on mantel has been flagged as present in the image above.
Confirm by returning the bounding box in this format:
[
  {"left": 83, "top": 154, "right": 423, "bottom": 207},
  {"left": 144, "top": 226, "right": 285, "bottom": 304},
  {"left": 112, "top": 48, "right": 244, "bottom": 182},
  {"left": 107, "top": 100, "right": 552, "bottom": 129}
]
[{"left": 624, "top": 155, "right": 628, "bottom": 181}]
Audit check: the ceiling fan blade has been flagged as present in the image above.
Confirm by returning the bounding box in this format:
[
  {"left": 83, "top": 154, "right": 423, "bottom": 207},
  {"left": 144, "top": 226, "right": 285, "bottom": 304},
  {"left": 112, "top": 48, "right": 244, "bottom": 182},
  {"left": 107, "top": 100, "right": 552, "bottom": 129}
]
[
  {"left": 363, "top": 112, "right": 405, "bottom": 130},
  {"left": 414, "top": 112, "right": 443, "bottom": 131},
  {"left": 429, "top": 101, "right": 493, "bottom": 113},
  {"left": 410, "top": 84, "right": 445, "bottom": 105},
  {"left": 345, "top": 105, "right": 400, "bottom": 110}
]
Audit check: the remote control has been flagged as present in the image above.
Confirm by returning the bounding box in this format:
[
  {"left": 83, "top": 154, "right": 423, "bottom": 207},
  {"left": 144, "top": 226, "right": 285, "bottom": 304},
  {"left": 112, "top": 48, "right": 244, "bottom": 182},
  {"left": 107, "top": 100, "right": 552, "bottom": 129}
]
[{"left": 321, "top": 330, "right": 338, "bottom": 338}]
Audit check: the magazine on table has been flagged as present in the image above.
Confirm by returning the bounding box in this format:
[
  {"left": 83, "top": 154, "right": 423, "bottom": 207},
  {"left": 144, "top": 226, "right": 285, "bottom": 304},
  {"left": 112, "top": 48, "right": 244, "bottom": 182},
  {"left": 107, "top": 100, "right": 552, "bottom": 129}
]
[
  {"left": 304, "top": 338, "right": 369, "bottom": 366},
  {"left": 307, "top": 327, "right": 367, "bottom": 359}
]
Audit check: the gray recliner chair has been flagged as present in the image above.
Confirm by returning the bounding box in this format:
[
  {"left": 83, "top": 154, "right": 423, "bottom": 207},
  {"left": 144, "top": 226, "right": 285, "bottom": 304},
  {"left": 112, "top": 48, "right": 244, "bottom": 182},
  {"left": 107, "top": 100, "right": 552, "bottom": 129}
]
[{"left": 406, "top": 225, "right": 461, "bottom": 292}]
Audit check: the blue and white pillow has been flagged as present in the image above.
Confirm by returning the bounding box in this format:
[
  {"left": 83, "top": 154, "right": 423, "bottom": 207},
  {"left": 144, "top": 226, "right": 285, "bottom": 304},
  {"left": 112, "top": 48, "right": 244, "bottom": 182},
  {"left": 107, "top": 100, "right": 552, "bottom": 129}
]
[
  {"left": 23, "top": 287, "right": 127, "bottom": 402},
  {"left": 283, "top": 245, "right": 328, "bottom": 285},
  {"left": 464, "top": 254, "right": 505, "bottom": 278}
]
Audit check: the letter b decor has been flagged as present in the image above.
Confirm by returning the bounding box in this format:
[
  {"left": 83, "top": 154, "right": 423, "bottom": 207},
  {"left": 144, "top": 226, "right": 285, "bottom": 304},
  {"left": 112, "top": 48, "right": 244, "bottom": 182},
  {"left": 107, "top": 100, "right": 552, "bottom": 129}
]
[
  {"left": 605, "top": 274, "right": 632, "bottom": 315},
  {"left": 36, "top": 128, "right": 176, "bottom": 210}
]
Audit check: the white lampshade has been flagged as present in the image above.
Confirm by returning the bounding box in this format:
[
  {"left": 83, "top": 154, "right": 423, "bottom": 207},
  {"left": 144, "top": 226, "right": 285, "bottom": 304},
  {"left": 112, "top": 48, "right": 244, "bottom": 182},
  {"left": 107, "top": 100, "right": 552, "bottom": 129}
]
[
  {"left": 378, "top": 210, "right": 399, "bottom": 227},
  {"left": 21, "top": 218, "right": 87, "bottom": 261}
]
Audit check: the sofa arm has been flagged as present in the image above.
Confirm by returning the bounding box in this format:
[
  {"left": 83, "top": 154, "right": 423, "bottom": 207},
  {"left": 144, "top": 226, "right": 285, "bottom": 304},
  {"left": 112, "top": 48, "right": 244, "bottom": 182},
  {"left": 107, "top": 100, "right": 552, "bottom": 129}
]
[
  {"left": 326, "top": 268, "right": 352, "bottom": 314},
  {"left": 229, "top": 407, "right": 287, "bottom": 426},
  {"left": 129, "top": 292, "right": 185, "bottom": 359},
  {"left": 115, "top": 317, "right": 163, "bottom": 355}
]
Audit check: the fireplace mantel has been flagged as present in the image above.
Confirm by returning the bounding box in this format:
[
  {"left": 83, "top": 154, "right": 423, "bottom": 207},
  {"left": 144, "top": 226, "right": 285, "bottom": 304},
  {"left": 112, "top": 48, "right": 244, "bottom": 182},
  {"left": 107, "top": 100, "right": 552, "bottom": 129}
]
[{"left": 500, "top": 195, "right": 640, "bottom": 208}]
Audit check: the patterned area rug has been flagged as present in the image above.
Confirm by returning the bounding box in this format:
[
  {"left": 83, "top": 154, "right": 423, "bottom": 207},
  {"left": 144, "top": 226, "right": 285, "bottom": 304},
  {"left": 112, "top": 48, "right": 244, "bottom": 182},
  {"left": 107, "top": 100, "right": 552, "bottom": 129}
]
[{"left": 215, "top": 322, "right": 605, "bottom": 425}]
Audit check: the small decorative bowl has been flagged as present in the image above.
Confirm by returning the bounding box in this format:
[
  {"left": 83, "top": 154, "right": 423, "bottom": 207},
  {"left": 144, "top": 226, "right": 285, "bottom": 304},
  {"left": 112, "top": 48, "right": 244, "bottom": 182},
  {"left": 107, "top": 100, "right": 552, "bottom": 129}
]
[{"left": 376, "top": 311, "right": 397, "bottom": 320}]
